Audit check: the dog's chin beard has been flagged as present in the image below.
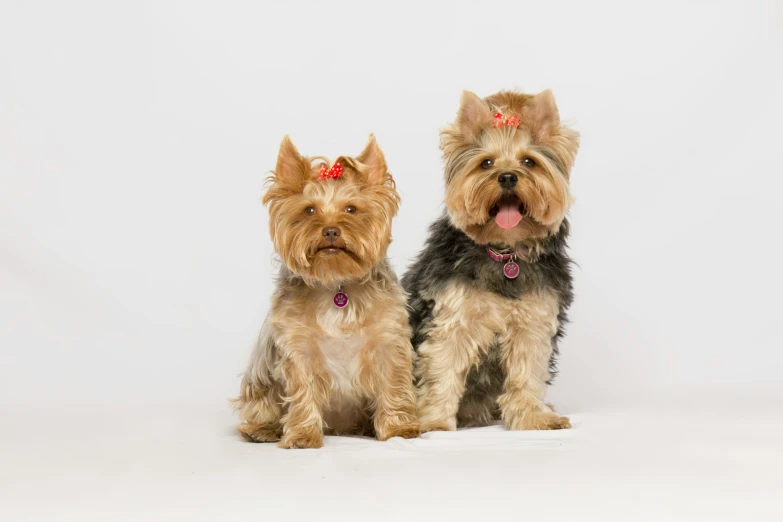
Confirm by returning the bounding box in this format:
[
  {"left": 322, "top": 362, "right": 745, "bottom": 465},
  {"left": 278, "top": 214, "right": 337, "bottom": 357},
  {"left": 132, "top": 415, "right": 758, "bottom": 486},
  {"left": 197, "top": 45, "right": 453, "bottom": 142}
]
[
  {"left": 488, "top": 195, "right": 526, "bottom": 230},
  {"left": 308, "top": 246, "right": 369, "bottom": 276}
]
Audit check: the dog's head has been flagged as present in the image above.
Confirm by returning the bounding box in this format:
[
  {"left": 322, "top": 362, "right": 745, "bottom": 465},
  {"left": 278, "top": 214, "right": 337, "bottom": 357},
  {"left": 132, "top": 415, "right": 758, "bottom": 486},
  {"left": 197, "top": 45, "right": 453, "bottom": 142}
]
[
  {"left": 440, "top": 90, "right": 579, "bottom": 246},
  {"left": 263, "top": 135, "right": 399, "bottom": 286}
]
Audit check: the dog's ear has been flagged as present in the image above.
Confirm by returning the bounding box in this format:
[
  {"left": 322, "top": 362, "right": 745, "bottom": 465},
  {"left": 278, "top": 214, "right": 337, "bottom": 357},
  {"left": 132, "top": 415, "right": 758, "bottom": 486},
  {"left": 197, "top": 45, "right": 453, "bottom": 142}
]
[
  {"left": 354, "top": 134, "right": 388, "bottom": 185},
  {"left": 272, "top": 135, "right": 310, "bottom": 191},
  {"left": 524, "top": 90, "right": 561, "bottom": 139},
  {"left": 348, "top": 134, "right": 399, "bottom": 215},
  {"left": 334, "top": 134, "right": 389, "bottom": 186},
  {"left": 455, "top": 90, "right": 492, "bottom": 141}
]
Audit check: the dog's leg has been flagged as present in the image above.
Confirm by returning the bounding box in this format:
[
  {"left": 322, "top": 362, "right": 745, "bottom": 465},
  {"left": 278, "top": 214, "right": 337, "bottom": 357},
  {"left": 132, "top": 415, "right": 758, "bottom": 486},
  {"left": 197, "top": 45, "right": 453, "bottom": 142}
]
[
  {"left": 277, "top": 341, "right": 331, "bottom": 449},
  {"left": 498, "top": 291, "right": 570, "bottom": 431},
  {"left": 415, "top": 285, "right": 497, "bottom": 432},
  {"left": 234, "top": 328, "right": 284, "bottom": 442},
  {"left": 363, "top": 315, "right": 420, "bottom": 440},
  {"left": 416, "top": 333, "right": 489, "bottom": 432},
  {"left": 235, "top": 378, "right": 284, "bottom": 442}
]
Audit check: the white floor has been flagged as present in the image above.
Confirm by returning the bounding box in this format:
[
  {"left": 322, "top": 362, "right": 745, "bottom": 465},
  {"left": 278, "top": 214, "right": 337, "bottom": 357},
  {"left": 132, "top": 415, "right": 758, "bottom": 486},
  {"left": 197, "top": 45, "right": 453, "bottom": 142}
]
[{"left": 2, "top": 400, "right": 781, "bottom": 522}]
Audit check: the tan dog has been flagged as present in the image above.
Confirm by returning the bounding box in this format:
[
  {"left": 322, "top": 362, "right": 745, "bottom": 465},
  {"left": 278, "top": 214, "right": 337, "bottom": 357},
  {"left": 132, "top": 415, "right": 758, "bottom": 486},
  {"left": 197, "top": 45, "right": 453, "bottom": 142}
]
[{"left": 234, "top": 135, "right": 419, "bottom": 449}]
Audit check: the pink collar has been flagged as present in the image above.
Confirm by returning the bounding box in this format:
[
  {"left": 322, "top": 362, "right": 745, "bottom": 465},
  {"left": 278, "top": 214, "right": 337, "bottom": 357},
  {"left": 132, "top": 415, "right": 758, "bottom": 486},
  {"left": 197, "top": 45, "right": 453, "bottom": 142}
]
[{"left": 486, "top": 246, "right": 528, "bottom": 262}]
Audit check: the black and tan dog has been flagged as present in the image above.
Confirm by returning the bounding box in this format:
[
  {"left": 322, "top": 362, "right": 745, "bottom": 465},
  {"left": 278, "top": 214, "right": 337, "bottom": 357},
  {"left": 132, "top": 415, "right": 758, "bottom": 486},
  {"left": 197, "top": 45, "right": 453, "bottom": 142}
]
[{"left": 403, "top": 90, "right": 579, "bottom": 432}]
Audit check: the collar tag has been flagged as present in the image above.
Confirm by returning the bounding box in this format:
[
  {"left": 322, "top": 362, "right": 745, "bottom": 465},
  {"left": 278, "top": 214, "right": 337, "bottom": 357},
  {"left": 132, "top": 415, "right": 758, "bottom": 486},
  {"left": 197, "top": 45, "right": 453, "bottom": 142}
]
[{"left": 487, "top": 247, "right": 525, "bottom": 280}]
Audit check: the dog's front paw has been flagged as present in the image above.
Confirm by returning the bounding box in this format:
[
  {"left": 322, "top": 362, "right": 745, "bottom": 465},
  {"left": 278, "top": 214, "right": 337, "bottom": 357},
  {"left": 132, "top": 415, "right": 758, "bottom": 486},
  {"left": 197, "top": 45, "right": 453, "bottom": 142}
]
[
  {"left": 419, "top": 417, "right": 456, "bottom": 433},
  {"left": 377, "top": 422, "right": 421, "bottom": 440},
  {"left": 506, "top": 411, "right": 571, "bottom": 431},
  {"left": 237, "top": 422, "right": 281, "bottom": 443},
  {"left": 278, "top": 428, "right": 324, "bottom": 449}
]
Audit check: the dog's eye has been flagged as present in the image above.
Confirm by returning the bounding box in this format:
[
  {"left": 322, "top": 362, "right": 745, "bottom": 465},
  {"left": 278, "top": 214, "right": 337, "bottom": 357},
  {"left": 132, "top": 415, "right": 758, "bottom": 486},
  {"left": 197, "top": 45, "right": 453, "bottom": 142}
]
[
  {"left": 521, "top": 157, "right": 536, "bottom": 168},
  {"left": 345, "top": 206, "right": 357, "bottom": 214},
  {"left": 480, "top": 159, "right": 494, "bottom": 169},
  {"left": 304, "top": 207, "right": 316, "bottom": 216}
]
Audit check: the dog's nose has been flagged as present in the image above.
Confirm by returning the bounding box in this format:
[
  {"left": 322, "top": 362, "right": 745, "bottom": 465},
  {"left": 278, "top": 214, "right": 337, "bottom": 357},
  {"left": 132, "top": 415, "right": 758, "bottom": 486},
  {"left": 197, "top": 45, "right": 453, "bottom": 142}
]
[
  {"left": 322, "top": 226, "right": 341, "bottom": 242},
  {"left": 498, "top": 172, "right": 518, "bottom": 189}
]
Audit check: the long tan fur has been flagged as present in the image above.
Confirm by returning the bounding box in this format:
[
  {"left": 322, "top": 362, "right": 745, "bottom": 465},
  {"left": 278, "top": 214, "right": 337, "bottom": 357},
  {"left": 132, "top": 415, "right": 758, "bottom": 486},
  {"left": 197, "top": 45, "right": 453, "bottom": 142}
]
[{"left": 234, "top": 135, "right": 419, "bottom": 448}]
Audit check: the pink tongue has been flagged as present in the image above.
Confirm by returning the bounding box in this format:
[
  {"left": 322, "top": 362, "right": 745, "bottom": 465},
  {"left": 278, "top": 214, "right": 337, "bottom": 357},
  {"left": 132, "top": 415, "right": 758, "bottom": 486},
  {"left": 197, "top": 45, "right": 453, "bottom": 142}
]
[{"left": 495, "top": 203, "right": 523, "bottom": 229}]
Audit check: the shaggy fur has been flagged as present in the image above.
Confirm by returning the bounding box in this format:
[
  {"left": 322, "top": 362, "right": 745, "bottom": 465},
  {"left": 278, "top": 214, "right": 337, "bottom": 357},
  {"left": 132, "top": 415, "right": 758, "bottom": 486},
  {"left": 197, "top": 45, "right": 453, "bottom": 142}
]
[
  {"left": 234, "top": 135, "right": 419, "bottom": 449},
  {"left": 403, "top": 89, "right": 579, "bottom": 432}
]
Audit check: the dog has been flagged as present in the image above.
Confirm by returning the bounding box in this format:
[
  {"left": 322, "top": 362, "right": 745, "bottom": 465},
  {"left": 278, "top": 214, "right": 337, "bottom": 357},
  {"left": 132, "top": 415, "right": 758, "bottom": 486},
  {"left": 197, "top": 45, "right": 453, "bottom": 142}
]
[
  {"left": 402, "top": 90, "right": 579, "bottom": 432},
  {"left": 234, "top": 135, "right": 419, "bottom": 448}
]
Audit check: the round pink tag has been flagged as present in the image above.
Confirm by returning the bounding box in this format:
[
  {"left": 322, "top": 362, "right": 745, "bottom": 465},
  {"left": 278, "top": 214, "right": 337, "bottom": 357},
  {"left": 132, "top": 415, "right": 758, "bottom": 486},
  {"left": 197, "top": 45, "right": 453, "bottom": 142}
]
[
  {"left": 503, "top": 261, "right": 520, "bottom": 279},
  {"left": 333, "top": 291, "right": 349, "bottom": 308}
]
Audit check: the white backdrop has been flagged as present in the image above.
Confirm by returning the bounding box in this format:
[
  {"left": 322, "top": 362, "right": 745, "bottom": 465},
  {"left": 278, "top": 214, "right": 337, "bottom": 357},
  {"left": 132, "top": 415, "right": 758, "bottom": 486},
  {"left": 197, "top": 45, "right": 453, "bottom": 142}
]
[{"left": 2, "top": 0, "right": 782, "bottom": 413}]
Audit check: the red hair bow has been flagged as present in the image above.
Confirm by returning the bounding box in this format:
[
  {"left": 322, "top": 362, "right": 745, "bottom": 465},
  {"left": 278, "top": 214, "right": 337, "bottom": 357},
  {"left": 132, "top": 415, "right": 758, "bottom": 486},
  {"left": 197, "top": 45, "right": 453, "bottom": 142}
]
[
  {"left": 493, "top": 112, "right": 520, "bottom": 128},
  {"left": 318, "top": 162, "right": 343, "bottom": 180}
]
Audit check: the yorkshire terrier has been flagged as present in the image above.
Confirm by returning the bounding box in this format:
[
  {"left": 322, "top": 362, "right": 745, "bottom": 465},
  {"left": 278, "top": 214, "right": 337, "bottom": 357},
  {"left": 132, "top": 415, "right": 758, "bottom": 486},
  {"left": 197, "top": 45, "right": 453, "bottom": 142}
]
[
  {"left": 403, "top": 90, "right": 579, "bottom": 432},
  {"left": 234, "top": 135, "right": 419, "bottom": 449}
]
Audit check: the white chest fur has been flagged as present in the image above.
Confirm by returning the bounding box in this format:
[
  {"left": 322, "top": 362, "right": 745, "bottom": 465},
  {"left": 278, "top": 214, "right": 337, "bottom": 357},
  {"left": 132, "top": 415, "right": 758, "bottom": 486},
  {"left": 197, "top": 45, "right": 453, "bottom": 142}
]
[
  {"left": 315, "top": 289, "right": 366, "bottom": 392},
  {"left": 318, "top": 332, "right": 365, "bottom": 395}
]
